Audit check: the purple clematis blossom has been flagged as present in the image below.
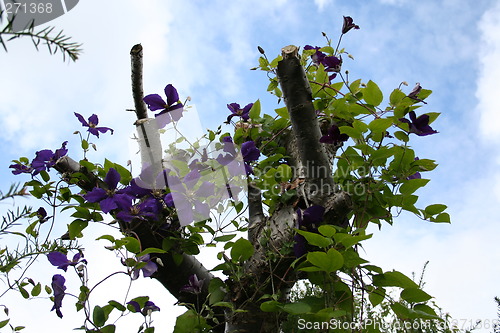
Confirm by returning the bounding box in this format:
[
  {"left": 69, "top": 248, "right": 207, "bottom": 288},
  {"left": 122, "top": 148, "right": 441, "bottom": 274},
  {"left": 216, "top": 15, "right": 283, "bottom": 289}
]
[
  {"left": 180, "top": 274, "right": 204, "bottom": 295},
  {"left": 143, "top": 84, "right": 183, "bottom": 128},
  {"left": 74, "top": 112, "right": 114, "bottom": 137},
  {"left": 320, "top": 124, "right": 349, "bottom": 145},
  {"left": 294, "top": 205, "right": 325, "bottom": 257},
  {"left": 9, "top": 162, "right": 33, "bottom": 175},
  {"left": 84, "top": 168, "right": 132, "bottom": 213},
  {"left": 342, "top": 16, "right": 360, "bottom": 34},
  {"left": 399, "top": 111, "right": 438, "bottom": 136},
  {"left": 115, "top": 198, "right": 159, "bottom": 223},
  {"left": 47, "top": 251, "right": 87, "bottom": 272},
  {"left": 303, "top": 45, "right": 342, "bottom": 81},
  {"left": 31, "top": 141, "right": 68, "bottom": 174},
  {"left": 51, "top": 274, "right": 66, "bottom": 318},
  {"left": 241, "top": 141, "right": 261, "bottom": 175},
  {"left": 131, "top": 254, "right": 158, "bottom": 280},
  {"left": 127, "top": 300, "right": 160, "bottom": 316},
  {"left": 225, "top": 103, "right": 253, "bottom": 124}
]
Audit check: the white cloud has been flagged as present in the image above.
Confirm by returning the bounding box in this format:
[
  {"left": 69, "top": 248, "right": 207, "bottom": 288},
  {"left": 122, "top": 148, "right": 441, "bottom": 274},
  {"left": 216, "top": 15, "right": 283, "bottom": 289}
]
[
  {"left": 314, "top": 0, "right": 332, "bottom": 11},
  {"left": 477, "top": 1, "right": 500, "bottom": 141}
]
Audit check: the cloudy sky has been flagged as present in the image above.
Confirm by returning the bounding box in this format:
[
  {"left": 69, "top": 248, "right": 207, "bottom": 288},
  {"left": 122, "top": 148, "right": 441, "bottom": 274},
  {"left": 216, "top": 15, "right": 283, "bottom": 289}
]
[{"left": 1, "top": 0, "right": 500, "bottom": 331}]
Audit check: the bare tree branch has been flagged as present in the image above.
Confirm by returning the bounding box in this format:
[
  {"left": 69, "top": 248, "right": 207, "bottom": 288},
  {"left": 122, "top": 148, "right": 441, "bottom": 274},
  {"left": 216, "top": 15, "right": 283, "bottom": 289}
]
[{"left": 130, "top": 44, "right": 148, "bottom": 120}]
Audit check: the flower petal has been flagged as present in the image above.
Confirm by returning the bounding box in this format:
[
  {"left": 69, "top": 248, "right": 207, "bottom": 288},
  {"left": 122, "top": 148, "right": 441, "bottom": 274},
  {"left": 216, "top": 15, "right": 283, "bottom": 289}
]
[
  {"left": 74, "top": 112, "right": 88, "bottom": 127},
  {"left": 104, "top": 168, "right": 121, "bottom": 190},
  {"left": 164, "top": 84, "right": 180, "bottom": 106},
  {"left": 144, "top": 94, "right": 167, "bottom": 111}
]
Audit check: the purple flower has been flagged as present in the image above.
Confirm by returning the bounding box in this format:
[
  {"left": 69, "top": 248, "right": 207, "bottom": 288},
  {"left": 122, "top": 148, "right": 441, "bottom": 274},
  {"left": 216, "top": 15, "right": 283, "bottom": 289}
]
[
  {"left": 115, "top": 198, "right": 159, "bottom": 223},
  {"left": 399, "top": 111, "right": 438, "bottom": 136},
  {"left": 180, "top": 274, "right": 204, "bottom": 294},
  {"left": 36, "top": 207, "right": 49, "bottom": 223},
  {"left": 84, "top": 168, "right": 132, "bottom": 213},
  {"left": 407, "top": 83, "right": 427, "bottom": 104},
  {"left": 241, "top": 141, "right": 261, "bottom": 175},
  {"left": 131, "top": 254, "right": 158, "bottom": 280},
  {"left": 320, "top": 124, "right": 349, "bottom": 144},
  {"left": 342, "top": 16, "right": 360, "bottom": 34},
  {"left": 225, "top": 103, "right": 253, "bottom": 124},
  {"left": 74, "top": 113, "right": 114, "bottom": 137},
  {"left": 303, "top": 45, "right": 342, "bottom": 81},
  {"left": 143, "top": 84, "right": 183, "bottom": 128},
  {"left": 9, "top": 162, "right": 33, "bottom": 175},
  {"left": 127, "top": 300, "right": 160, "bottom": 316},
  {"left": 31, "top": 141, "right": 68, "bottom": 174},
  {"left": 294, "top": 206, "right": 325, "bottom": 257},
  {"left": 47, "top": 251, "right": 87, "bottom": 272},
  {"left": 51, "top": 274, "right": 66, "bottom": 318}
]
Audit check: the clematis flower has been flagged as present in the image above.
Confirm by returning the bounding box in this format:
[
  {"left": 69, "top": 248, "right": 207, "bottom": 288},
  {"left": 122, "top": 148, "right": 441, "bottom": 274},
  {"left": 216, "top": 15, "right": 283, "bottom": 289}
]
[
  {"left": 130, "top": 254, "right": 158, "bottom": 280},
  {"left": 51, "top": 274, "right": 66, "bottom": 318},
  {"left": 47, "top": 251, "right": 87, "bottom": 272},
  {"left": 342, "top": 16, "right": 360, "bottom": 34},
  {"left": 241, "top": 141, "right": 261, "bottom": 175},
  {"left": 294, "top": 205, "right": 325, "bottom": 257},
  {"left": 31, "top": 141, "right": 68, "bottom": 174},
  {"left": 74, "top": 112, "right": 114, "bottom": 137},
  {"left": 399, "top": 111, "right": 438, "bottom": 136},
  {"left": 115, "top": 198, "right": 159, "bottom": 223},
  {"left": 143, "top": 84, "right": 183, "bottom": 128},
  {"left": 36, "top": 207, "right": 49, "bottom": 223},
  {"left": 225, "top": 103, "right": 253, "bottom": 124},
  {"left": 84, "top": 168, "right": 132, "bottom": 213},
  {"left": 320, "top": 124, "right": 349, "bottom": 145},
  {"left": 9, "top": 162, "right": 33, "bottom": 175},
  {"left": 180, "top": 274, "right": 204, "bottom": 295},
  {"left": 303, "top": 45, "right": 342, "bottom": 81},
  {"left": 127, "top": 300, "right": 160, "bottom": 316}
]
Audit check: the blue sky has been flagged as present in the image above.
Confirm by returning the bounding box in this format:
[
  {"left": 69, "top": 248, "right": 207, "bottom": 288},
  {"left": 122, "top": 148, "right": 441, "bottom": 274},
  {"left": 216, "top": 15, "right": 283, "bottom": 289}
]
[{"left": 1, "top": 0, "right": 499, "bottom": 331}]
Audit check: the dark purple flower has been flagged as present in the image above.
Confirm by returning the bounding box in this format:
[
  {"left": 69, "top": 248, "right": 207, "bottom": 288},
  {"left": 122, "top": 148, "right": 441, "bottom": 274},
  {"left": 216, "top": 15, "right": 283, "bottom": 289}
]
[
  {"left": 51, "top": 274, "right": 66, "bottom": 318},
  {"left": 407, "top": 83, "right": 427, "bottom": 104},
  {"left": 9, "top": 162, "right": 33, "bottom": 175},
  {"left": 143, "top": 84, "right": 183, "bottom": 128},
  {"left": 241, "top": 141, "right": 261, "bottom": 175},
  {"left": 294, "top": 205, "right": 325, "bottom": 257},
  {"left": 127, "top": 300, "right": 160, "bottom": 316},
  {"left": 131, "top": 254, "right": 158, "bottom": 280},
  {"left": 180, "top": 274, "right": 204, "bottom": 294},
  {"left": 84, "top": 168, "right": 132, "bottom": 213},
  {"left": 31, "top": 141, "right": 68, "bottom": 174},
  {"left": 116, "top": 198, "right": 159, "bottom": 223},
  {"left": 342, "top": 16, "right": 360, "bottom": 34},
  {"left": 399, "top": 111, "right": 438, "bottom": 136},
  {"left": 47, "top": 251, "right": 87, "bottom": 272},
  {"left": 36, "top": 207, "right": 49, "bottom": 223},
  {"left": 225, "top": 103, "right": 253, "bottom": 124},
  {"left": 304, "top": 45, "right": 342, "bottom": 81},
  {"left": 320, "top": 124, "right": 349, "bottom": 144},
  {"left": 74, "top": 113, "right": 114, "bottom": 137}
]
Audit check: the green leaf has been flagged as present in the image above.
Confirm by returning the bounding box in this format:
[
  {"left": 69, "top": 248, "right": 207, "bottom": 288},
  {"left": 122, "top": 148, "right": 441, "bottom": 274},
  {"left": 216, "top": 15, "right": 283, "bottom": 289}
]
[
  {"left": 108, "top": 300, "right": 126, "bottom": 312},
  {"left": 31, "top": 283, "right": 41, "bottom": 297},
  {"left": 363, "top": 80, "right": 383, "bottom": 106},
  {"left": 389, "top": 88, "right": 406, "bottom": 106},
  {"left": 373, "top": 271, "right": 418, "bottom": 289},
  {"left": 92, "top": 305, "right": 106, "bottom": 327},
  {"left": 282, "top": 302, "right": 311, "bottom": 315},
  {"left": 400, "top": 288, "right": 432, "bottom": 303},
  {"left": 318, "top": 225, "right": 336, "bottom": 238},
  {"left": 339, "top": 126, "right": 362, "bottom": 139},
  {"left": 136, "top": 248, "right": 167, "bottom": 257},
  {"left": 19, "top": 285, "right": 29, "bottom": 299},
  {"left": 113, "top": 163, "right": 132, "bottom": 185},
  {"left": 275, "top": 107, "right": 289, "bottom": 119},
  {"left": 394, "top": 131, "right": 409, "bottom": 142},
  {"left": 260, "top": 300, "right": 282, "bottom": 312},
  {"left": 368, "top": 118, "right": 393, "bottom": 134},
  {"left": 99, "top": 325, "right": 116, "bottom": 333},
  {"left": 249, "top": 99, "right": 261, "bottom": 119},
  {"left": 208, "top": 278, "right": 226, "bottom": 305},
  {"left": 431, "top": 212, "right": 451, "bottom": 223},
  {"left": 0, "top": 319, "right": 9, "bottom": 329},
  {"left": 390, "top": 302, "right": 411, "bottom": 320},
  {"left": 276, "top": 164, "right": 292, "bottom": 182},
  {"left": 68, "top": 219, "right": 88, "bottom": 239},
  {"left": 123, "top": 237, "right": 141, "bottom": 254},
  {"left": 40, "top": 170, "right": 50, "bottom": 182},
  {"left": 173, "top": 310, "right": 208, "bottom": 333},
  {"left": 230, "top": 238, "right": 254, "bottom": 262},
  {"left": 213, "top": 234, "right": 237, "bottom": 242},
  {"left": 424, "top": 204, "right": 447, "bottom": 215},
  {"left": 306, "top": 248, "right": 343, "bottom": 273},
  {"left": 296, "top": 230, "right": 332, "bottom": 248},
  {"left": 399, "top": 178, "right": 430, "bottom": 196},
  {"left": 368, "top": 288, "right": 385, "bottom": 307}
]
